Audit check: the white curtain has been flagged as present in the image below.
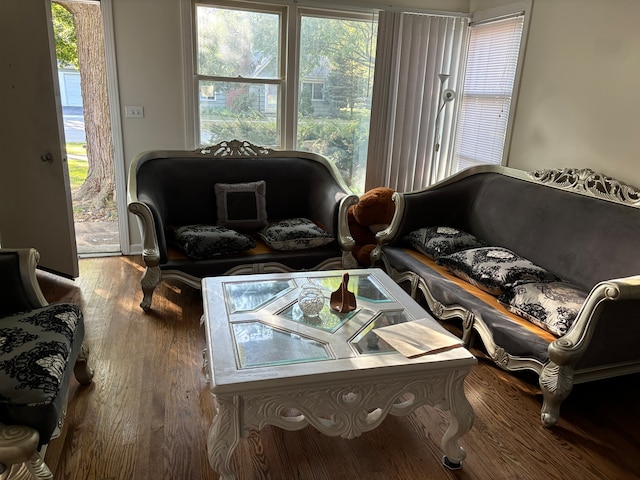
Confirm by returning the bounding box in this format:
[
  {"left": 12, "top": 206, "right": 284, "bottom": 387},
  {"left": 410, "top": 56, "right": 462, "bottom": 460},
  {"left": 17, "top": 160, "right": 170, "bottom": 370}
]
[{"left": 365, "top": 11, "right": 467, "bottom": 193}]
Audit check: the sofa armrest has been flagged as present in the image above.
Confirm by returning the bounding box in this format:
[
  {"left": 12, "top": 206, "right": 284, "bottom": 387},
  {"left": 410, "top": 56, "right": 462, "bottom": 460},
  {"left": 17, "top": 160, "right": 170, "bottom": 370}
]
[
  {"left": 336, "top": 194, "right": 358, "bottom": 252},
  {"left": 0, "top": 248, "right": 48, "bottom": 315},
  {"left": 0, "top": 423, "right": 41, "bottom": 474},
  {"left": 128, "top": 201, "right": 161, "bottom": 268},
  {"left": 549, "top": 275, "right": 640, "bottom": 371}
]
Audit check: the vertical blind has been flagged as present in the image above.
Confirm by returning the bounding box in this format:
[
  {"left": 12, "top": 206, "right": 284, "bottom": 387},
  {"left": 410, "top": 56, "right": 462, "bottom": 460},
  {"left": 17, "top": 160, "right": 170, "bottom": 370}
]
[
  {"left": 450, "top": 14, "right": 524, "bottom": 173},
  {"left": 366, "top": 11, "right": 466, "bottom": 192}
]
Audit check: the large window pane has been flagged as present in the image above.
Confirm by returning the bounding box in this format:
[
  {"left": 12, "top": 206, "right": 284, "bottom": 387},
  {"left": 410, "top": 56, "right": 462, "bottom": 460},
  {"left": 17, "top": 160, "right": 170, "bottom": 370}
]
[
  {"left": 196, "top": 5, "right": 282, "bottom": 146},
  {"left": 297, "top": 14, "right": 377, "bottom": 194},
  {"left": 199, "top": 80, "right": 279, "bottom": 146},
  {"left": 196, "top": 6, "right": 280, "bottom": 79}
]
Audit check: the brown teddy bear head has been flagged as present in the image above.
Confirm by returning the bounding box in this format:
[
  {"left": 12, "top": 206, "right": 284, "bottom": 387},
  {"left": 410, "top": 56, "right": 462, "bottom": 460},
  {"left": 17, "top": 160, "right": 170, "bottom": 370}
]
[{"left": 352, "top": 187, "right": 395, "bottom": 233}]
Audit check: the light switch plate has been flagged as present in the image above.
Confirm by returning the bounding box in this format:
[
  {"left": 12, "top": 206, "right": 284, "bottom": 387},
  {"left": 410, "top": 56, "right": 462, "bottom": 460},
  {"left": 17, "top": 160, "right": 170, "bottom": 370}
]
[{"left": 125, "top": 105, "right": 144, "bottom": 118}]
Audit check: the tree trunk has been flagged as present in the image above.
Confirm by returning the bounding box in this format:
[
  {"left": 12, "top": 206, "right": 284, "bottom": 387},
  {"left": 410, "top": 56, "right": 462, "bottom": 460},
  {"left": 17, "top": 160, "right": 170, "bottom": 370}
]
[{"left": 58, "top": 2, "right": 114, "bottom": 209}]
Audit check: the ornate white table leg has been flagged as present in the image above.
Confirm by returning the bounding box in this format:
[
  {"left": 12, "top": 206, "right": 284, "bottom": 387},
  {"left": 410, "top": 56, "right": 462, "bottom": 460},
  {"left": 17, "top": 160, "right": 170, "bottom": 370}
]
[
  {"left": 207, "top": 395, "right": 240, "bottom": 480},
  {"left": 440, "top": 370, "right": 474, "bottom": 470}
]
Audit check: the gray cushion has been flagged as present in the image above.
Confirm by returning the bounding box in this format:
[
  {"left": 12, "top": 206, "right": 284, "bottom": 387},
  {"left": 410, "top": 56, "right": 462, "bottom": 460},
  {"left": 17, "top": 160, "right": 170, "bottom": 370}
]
[
  {"left": 498, "top": 282, "right": 587, "bottom": 336},
  {"left": 436, "top": 247, "right": 558, "bottom": 296},
  {"left": 171, "top": 224, "right": 255, "bottom": 259},
  {"left": 215, "top": 180, "right": 268, "bottom": 229},
  {"left": 403, "top": 226, "right": 485, "bottom": 260},
  {"left": 259, "top": 218, "right": 334, "bottom": 251}
]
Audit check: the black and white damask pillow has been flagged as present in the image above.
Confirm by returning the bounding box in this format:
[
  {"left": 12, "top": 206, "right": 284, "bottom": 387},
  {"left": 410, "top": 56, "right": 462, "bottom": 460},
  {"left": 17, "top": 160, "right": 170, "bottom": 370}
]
[
  {"left": 170, "top": 224, "right": 256, "bottom": 260},
  {"left": 403, "top": 226, "right": 485, "bottom": 260},
  {"left": 0, "top": 303, "right": 81, "bottom": 406},
  {"left": 498, "top": 282, "right": 587, "bottom": 336},
  {"left": 436, "top": 246, "right": 558, "bottom": 296},
  {"left": 259, "top": 218, "right": 334, "bottom": 251}
]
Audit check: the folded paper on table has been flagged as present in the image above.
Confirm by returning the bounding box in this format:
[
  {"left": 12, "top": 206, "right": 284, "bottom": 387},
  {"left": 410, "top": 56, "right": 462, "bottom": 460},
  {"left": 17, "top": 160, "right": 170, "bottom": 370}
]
[{"left": 373, "top": 318, "right": 463, "bottom": 358}]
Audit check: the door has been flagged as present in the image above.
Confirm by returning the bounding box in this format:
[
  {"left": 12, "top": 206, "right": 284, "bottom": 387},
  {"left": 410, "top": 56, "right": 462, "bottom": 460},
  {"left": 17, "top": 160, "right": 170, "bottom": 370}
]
[{"left": 0, "top": 0, "right": 79, "bottom": 277}]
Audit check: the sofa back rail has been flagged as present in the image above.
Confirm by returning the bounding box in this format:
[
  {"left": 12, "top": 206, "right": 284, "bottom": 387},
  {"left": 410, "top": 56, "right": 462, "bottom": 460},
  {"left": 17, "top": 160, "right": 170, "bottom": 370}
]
[{"left": 390, "top": 170, "right": 640, "bottom": 292}]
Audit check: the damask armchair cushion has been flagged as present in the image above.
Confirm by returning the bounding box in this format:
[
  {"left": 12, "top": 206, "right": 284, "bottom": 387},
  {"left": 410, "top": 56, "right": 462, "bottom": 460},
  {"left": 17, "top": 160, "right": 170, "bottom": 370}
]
[{"left": 0, "top": 304, "right": 82, "bottom": 406}]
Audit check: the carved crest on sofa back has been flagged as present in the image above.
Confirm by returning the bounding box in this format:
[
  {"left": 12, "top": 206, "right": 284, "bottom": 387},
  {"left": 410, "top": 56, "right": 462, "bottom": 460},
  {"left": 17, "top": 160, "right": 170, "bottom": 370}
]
[
  {"left": 194, "top": 140, "right": 275, "bottom": 158},
  {"left": 529, "top": 167, "right": 640, "bottom": 208}
]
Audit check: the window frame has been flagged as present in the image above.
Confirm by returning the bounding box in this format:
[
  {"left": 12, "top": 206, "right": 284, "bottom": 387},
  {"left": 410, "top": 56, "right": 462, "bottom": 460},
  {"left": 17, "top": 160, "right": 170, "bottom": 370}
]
[
  {"left": 449, "top": 0, "right": 531, "bottom": 172},
  {"left": 185, "top": 0, "right": 377, "bottom": 152}
]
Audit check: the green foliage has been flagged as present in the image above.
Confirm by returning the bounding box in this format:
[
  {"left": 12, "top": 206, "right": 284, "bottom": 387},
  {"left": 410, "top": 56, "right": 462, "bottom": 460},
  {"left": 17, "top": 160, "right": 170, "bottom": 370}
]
[
  {"left": 203, "top": 114, "right": 277, "bottom": 147},
  {"left": 52, "top": 3, "right": 78, "bottom": 68}
]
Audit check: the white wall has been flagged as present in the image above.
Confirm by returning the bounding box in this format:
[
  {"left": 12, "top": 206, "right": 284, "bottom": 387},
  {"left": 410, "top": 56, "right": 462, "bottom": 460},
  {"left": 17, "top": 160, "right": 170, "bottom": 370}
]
[
  {"left": 497, "top": 0, "right": 640, "bottom": 188},
  {"left": 112, "top": 0, "right": 186, "bottom": 162}
]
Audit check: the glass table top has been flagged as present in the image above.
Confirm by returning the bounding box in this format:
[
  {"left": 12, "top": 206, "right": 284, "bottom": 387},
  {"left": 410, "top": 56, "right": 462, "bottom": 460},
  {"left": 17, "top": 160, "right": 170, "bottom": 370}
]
[{"left": 216, "top": 271, "right": 417, "bottom": 369}]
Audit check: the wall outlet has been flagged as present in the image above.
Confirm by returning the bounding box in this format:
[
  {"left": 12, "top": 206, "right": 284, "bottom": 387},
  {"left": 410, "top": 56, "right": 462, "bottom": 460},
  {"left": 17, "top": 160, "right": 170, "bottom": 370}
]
[{"left": 125, "top": 105, "right": 144, "bottom": 118}]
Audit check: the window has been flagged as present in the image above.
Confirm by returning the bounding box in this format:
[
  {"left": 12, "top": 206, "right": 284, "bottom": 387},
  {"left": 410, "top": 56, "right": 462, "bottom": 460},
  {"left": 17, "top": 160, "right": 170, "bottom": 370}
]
[
  {"left": 302, "top": 82, "right": 324, "bottom": 101},
  {"left": 196, "top": 4, "right": 283, "bottom": 147},
  {"left": 194, "top": 3, "right": 377, "bottom": 193},
  {"left": 450, "top": 5, "right": 528, "bottom": 173}
]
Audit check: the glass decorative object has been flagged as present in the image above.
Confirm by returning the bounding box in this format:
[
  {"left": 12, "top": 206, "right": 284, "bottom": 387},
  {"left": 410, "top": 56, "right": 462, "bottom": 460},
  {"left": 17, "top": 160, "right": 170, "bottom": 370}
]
[{"left": 298, "top": 285, "right": 325, "bottom": 317}]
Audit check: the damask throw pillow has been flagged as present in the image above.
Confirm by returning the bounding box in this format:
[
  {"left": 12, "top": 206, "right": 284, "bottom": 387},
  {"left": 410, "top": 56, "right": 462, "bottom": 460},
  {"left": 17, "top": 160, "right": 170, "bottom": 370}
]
[
  {"left": 436, "top": 246, "right": 558, "bottom": 296},
  {"left": 170, "top": 224, "right": 255, "bottom": 260},
  {"left": 259, "top": 218, "right": 334, "bottom": 251},
  {"left": 498, "top": 282, "right": 587, "bottom": 336},
  {"left": 403, "top": 226, "right": 485, "bottom": 260},
  {"left": 214, "top": 180, "right": 268, "bottom": 230}
]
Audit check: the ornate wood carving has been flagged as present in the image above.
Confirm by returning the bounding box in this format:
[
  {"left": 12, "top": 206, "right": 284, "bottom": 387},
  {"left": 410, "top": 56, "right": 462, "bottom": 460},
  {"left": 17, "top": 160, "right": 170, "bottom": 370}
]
[
  {"left": 195, "top": 140, "right": 275, "bottom": 158},
  {"left": 208, "top": 369, "right": 475, "bottom": 478},
  {"left": 529, "top": 168, "right": 640, "bottom": 207},
  {"left": 539, "top": 362, "right": 575, "bottom": 427}
]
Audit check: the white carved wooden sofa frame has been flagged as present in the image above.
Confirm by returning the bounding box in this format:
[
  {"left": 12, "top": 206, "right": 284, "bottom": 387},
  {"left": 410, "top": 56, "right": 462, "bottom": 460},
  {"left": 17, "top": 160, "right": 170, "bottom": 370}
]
[
  {"left": 127, "top": 140, "right": 358, "bottom": 311},
  {"left": 372, "top": 165, "right": 640, "bottom": 427}
]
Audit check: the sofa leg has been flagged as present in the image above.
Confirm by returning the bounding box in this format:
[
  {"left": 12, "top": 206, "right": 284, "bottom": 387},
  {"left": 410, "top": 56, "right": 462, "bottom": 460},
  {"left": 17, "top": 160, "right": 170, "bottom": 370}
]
[
  {"left": 73, "top": 343, "right": 94, "bottom": 385},
  {"left": 140, "top": 265, "right": 161, "bottom": 311},
  {"left": 25, "top": 451, "right": 53, "bottom": 480},
  {"left": 539, "top": 362, "right": 574, "bottom": 428}
]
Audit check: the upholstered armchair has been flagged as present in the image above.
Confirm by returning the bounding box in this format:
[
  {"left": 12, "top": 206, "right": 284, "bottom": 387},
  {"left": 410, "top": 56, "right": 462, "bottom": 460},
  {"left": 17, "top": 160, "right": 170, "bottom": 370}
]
[{"left": 0, "top": 248, "right": 93, "bottom": 479}]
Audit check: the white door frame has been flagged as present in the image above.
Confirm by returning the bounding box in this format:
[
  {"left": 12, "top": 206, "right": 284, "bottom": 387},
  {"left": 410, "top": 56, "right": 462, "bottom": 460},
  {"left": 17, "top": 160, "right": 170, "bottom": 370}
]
[{"left": 102, "top": 0, "right": 130, "bottom": 254}]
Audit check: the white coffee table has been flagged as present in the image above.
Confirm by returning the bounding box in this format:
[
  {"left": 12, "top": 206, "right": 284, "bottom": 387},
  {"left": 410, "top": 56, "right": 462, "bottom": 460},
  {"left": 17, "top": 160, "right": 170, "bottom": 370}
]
[{"left": 202, "top": 268, "right": 476, "bottom": 479}]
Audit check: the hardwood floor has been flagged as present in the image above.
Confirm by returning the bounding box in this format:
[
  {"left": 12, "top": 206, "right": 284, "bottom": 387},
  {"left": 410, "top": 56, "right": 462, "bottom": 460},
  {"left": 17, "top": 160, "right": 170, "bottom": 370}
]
[{"left": 41, "top": 256, "right": 640, "bottom": 479}]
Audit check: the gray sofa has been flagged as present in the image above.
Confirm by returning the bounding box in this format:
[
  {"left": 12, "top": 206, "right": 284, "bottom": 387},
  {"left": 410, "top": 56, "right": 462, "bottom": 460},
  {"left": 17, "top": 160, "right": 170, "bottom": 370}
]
[
  {"left": 374, "top": 165, "right": 640, "bottom": 427},
  {"left": 127, "top": 140, "right": 358, "bottom": 311}
]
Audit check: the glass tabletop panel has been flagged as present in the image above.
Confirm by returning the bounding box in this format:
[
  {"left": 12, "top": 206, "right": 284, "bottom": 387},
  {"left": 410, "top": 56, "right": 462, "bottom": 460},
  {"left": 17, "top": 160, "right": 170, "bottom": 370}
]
[
  {"left": 351, "top": 310, "right": 413, "bottom": 355},
  {"left": 224, "top": 279, "right": 294, "bottom": 314},
  {"left": 310, "top": 273, "right": 392, "bottom": 303},
  {"left": 232, "top": 321, "right": 331, "bottom": 368},
  {"left": 279, "top": 300, "right": 359, "bottom": 333}
]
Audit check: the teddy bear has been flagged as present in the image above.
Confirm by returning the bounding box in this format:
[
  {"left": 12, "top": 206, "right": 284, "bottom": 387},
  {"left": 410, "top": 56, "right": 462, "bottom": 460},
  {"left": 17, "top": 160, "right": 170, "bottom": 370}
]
[{"left": 347, "top": 186, "right": 396, "bottom": 266}]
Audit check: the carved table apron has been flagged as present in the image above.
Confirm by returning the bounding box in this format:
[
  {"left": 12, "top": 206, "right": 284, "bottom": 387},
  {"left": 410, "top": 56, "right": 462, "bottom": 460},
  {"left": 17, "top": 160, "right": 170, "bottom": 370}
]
[{"left": 202, "top": 269, "right": 476, "bottom": 480}]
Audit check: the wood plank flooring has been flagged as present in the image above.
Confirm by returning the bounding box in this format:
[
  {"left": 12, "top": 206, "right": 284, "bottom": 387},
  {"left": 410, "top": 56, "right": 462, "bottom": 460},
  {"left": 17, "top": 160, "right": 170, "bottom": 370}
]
[{"left": 41, "top": 256, "right": 640, "bottom": 479}]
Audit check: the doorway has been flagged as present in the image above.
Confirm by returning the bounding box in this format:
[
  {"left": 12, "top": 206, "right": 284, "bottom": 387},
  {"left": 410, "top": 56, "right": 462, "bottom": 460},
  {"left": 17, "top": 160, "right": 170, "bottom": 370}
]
[{"left": 53, "top": 1, "right": 120, "bottom": 256}]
